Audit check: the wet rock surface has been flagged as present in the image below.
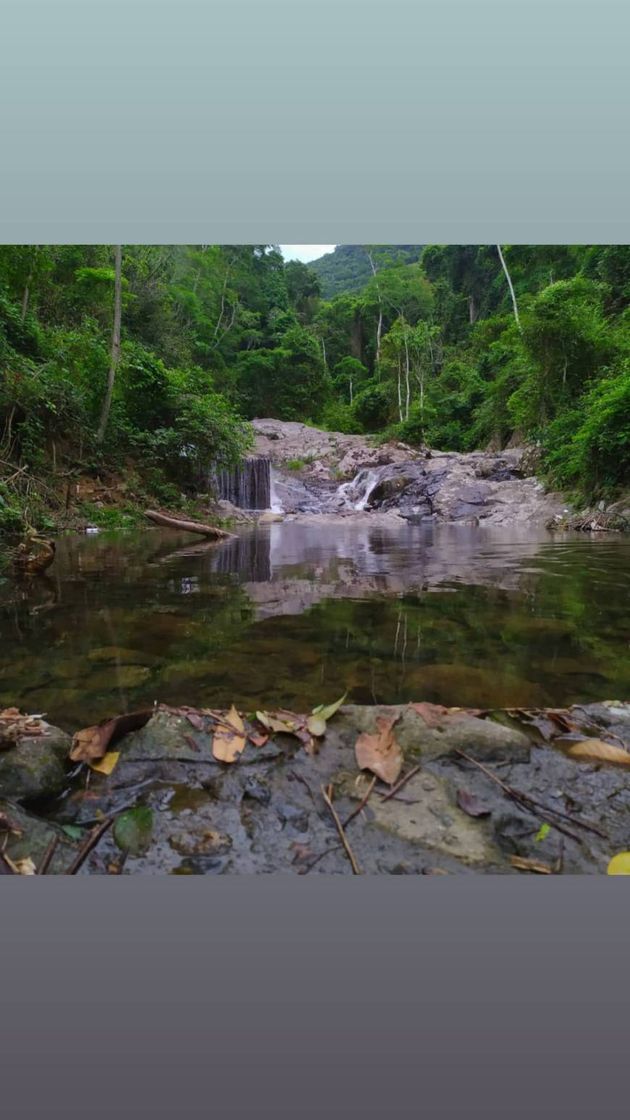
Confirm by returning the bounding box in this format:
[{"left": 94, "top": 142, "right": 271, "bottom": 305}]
[
  {"left": 253, "top": 419, "right": 564, "bottom": 526},
  {"left": 17, "top": 699, "right": 630, "bottom": 875},
  {"left": 0, "top": 720, "right": 72, "bottom": 803}
]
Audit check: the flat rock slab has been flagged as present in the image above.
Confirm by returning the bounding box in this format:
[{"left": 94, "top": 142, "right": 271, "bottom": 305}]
[{"left": 31, "top": 699, "right": 630, "bottom": 875}]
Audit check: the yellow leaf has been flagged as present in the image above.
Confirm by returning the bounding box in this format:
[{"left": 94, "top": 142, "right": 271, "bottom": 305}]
[
  {"left": 256, "top": 711, "right": 296, "bottom": 734},
  {"left": 212, "top": 705, "right": 247, "bottom": 764},
  {"left": 306, "top": 715, "right": 327, "bottom": 738},
  {"left": 564, "top": 739, "right": 630, "bottom": 767},
  {"left": 89, "top": 751, "right": 120, "bottom": 775},
  {"left": 4, "top": 855, "right": 37, "bottom": 875},
  {"left": 607, "top": 852, "right": 630, "bottom": 875}
]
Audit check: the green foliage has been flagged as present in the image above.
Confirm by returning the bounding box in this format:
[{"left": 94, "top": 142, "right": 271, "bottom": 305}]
[
  {"left": 309, "top": 245, "right": 424, "bottom": 299},
  {"left": 544, "top": 361, "right": 630, "bottom": 495},
  {"left": 2, "top": 242, "right": 629, "bottom": 521}
]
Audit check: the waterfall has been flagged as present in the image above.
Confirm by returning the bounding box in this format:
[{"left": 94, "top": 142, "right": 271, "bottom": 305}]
[
  {"left": 335, "top": 467, "right": 383, "bottom": 511},
  {"left": 215, "top": 456, "right": 272, "bottom": 510}
]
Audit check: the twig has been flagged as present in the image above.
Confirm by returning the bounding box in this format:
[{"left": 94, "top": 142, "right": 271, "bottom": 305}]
[
  {"left": 300, "top": 844, "right": 342, "bottom": 874},
  {"left": 38, "top": 834, "right": 59, "bottom": 875},
  {"left": 343, "top": 776, "right": 376, "bottom": 828},
  {"left": 66, "top": 816, "right": 114, "bottom": 874},
  {"left": 321, "top": 784, "right": 361, "bottom": 874},
  {"left": 454, "top": 750, "right": 605, "bottom": 842},
  {"left": 378, "top": 764, "right": 422, "bottom": 803}
]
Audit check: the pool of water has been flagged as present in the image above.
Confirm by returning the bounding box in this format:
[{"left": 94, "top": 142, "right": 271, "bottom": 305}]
[{"left": 1, "top": 520, "right": 629, "bottom": 730}]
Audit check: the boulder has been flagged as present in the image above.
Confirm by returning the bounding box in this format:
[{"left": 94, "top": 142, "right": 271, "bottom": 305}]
[{"left": 0, "top": 721, "right": 72, "bottom": 803}]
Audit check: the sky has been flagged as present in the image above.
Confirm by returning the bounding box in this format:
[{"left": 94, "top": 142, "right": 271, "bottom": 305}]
[{"left": 279, "top": 245, "right": 335, "bottom": 263}]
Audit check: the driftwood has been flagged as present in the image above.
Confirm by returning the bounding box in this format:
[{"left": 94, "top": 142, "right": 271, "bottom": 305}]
[{"left": 144, "top": 509, "right": 235, "bottom": 540}]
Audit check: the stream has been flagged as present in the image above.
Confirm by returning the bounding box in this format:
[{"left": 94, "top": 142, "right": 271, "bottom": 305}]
[{"left": 1, "top": 521, "right": 629, "bottom": 732}]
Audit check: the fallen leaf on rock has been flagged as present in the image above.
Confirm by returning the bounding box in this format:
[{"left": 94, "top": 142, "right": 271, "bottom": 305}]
[
  {"left": 113, "top": 806, "right": 153, "bottom": 856},
  {"left": 607, "top": 852, "right": 630, "bottom": 875},
  {"left": 70, "top": 709, "right": 153, "bottom": 762},
  {"left": 456, "top": 789, "right": 491, "bottom": 818},
  {"left": 535, "top": 823, "right": 551, "bottom": 842},
  {"left": 212, "top": 705, "right": 247, "bottom": 763},
  {"left": 355, "top": 715, "right": 403, "bottom": 786},
  {"left": 409, "top": 701, "right": 450, "bottom": 728},
  {"left": 311, "top": 693, "right": 347, "bottom": 722},
  {"left": 256, "top": 711, "right": 297, "bottom": 734},
  {"left": 510, "top": 856, "right": 554, "bottom": 874},
  {"left": 3, "top": 855, "right": 37, "bottom": 875},
  {"left": 185, "top": 711, "right": 205, "bottom": 731},
  {"left": 248, "top": 732, "right": 268, "bottom": 748},
  {"left": 306, "top": 714, "right": 327, "bottom": 738},
  {"left": 88, "top": 751, "right": 120, "bottom": 775},
  {"left": 563, "top": 739, "right": 630, "bottom": 767}
]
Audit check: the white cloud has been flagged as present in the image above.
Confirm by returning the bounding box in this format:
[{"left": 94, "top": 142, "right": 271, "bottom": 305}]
[{"left": 279, "top": 245, "right": 336, "bottom": 264}]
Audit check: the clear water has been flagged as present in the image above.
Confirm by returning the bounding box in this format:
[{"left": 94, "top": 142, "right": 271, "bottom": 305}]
[{"left": 1, "top": 521, "right": 629, "bottom": 731}]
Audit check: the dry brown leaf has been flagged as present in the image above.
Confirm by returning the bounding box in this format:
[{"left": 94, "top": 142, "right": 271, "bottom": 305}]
[
  {"left": 563, "top": 738, "right": 630, "bottom": 767},
  {"left": 0, "top": 707, "right": 21, "bottom": 720},
  {"left": 510, "top": 855, "right": 554, "bottom": 874},
  {"left": 212, "top": 705, "right": 247, "bottom": 764},
  {"left": 456, "top": 789, "right": 491, "bottom": 818},
  {"left": 355, "top": 715, "right": 403, "bottom": 786},
  {"left": 248, "top": 732, "right": 268, "bottom": 748},
  {"left": 185, "top": 711, "right": 205, "bottom": 731},
  {"left": 70, "top": 709, "right": 153, "bottom": 762},
  {"left": 409, "top": 701, "right": 450, "bottom": 728}
]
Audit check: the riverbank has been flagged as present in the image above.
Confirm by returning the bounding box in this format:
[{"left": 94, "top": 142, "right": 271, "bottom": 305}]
[{"left": 2, "top": 697, "right": 630, "bottom": 875}]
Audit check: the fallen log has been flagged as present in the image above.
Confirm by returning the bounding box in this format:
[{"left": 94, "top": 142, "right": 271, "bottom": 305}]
[{"left": 144, "top": 509, "right": 235, "bottom": 540}]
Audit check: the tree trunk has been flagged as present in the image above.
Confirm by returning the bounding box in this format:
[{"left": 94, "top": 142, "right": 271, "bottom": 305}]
[
  {"left": 21, "top": 283, "right": 30, "bottom": 322},
  {"left": 397, "top": 358, "right": 403, "bottom": 423},
  {"left": 496, "top": 245, "right": 522, "bottom": 333},
  {"left": 367, "top": 250, "right": 383, "bottom": 365},
  {"left": 144, "top": 510, "right": 235, "bottom": 540},
  {"left": 97, "top": 245, "right": 123, "bottom": 443},
  {"left": 376, "top": 309, "right": 383, "bottom": 365},
  {"left": 468, "top": 294, "right": 477, "bottom": 325},
  {"left": 320, "top": 336, "right": 327, "bottom": 371},
  {"left": 403, "top": 331, "right": 411, "bottom": 421}
]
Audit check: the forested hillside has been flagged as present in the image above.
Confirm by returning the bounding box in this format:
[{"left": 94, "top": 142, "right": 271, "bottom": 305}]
[
  {"left": 1, "top": 243, "right": 629, "bottom": 534},
  {"left": 309, "top": 245, "right": 424, "bottom": 298}
]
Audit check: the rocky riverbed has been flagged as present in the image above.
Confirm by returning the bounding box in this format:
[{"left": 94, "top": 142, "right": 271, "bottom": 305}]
[
  {"left": 250, "top": 419, "right": 566, "bottom": 526},
  {"left": 2, "top": 698, "right": 630, "bottom": 875}
]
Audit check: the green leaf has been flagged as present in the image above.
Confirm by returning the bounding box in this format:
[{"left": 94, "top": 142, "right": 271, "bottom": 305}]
[
  {"left": 535, "top": 823, "right": 551, "bottom": 843},
  {"left": 311, "top": 693, "right": 347, "bottom": 722},
  {"left": 113, "top": 807, "right": 153, "bottom": 856},
  {"left": 61, "top": 824, "right": 84, "bottom": 841}
]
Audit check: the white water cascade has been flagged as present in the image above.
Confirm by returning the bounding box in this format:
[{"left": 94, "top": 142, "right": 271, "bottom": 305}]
[{"left": 335, "top": 467, "right": 383, "bottom": 511}]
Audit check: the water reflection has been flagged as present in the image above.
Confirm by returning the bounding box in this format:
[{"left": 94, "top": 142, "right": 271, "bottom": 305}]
[{"left": 0, "top": 521, "right": 628, "bottom": 729}]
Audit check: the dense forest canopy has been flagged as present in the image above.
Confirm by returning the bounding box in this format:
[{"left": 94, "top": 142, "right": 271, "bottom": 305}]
[
  {"left": 308, "top": 244, "right": 425, "bottom": 298},
  {"left": 1, "top": 243, "right": 629, "bottom": 532}
]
